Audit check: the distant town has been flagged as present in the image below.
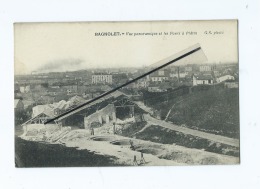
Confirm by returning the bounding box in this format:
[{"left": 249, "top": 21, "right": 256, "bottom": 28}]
[{"left": 14, "top": 63, "right": 238, "bottom": 126}]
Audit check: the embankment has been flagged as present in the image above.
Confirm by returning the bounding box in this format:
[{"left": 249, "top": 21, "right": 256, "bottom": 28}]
[{"left": 133, "top": 125, "right": 239, "bottom": 157}]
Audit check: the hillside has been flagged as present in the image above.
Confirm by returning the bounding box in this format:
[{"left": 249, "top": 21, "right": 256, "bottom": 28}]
[{"left": 147, "top": 87, "right": 239, "bottom": 139}]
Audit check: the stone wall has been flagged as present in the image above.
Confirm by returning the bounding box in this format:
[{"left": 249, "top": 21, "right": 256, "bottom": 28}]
[
  {"left": 22, "top": 124, "right": 60, "bottom": 136},
  {"left": 84, "top": 104, "right": 116, "bottom": 129}
]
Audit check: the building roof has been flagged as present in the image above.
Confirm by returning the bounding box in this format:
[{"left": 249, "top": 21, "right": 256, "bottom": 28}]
[
  {"left": 21, "top": 111, "right": 55, "bottom": 126},
  {"left": 224, "top": 79, "right": 238, "bottom": 83},
  {"left": 92, "top": 72, "right": 112, "bottom": 75},
  {"left": 68, "top": 95, "right": 87, "bottom": 105},
  {"left": 33, "top": 104, "right": 54, "bottom": 115},
  {"left": 14, "top": 99, "right": 22, "bottom": 108},
  {"left": 217, "top": 74, "right": 234, "bottom": 79},
  {"left": 57, "top": 90, "right": 125, "bottom": 121},
  {"left": 22, "top": 100, "right": 34, "bottom": 108},
  {"left": 42, "top": 109, "right": 55, "bottom": 118},
  {"left": 150, "top": 70, "right": 170, "bottom": 77},
  {"left": 53, "top": 100, "right": 68, "bottom": 110}
]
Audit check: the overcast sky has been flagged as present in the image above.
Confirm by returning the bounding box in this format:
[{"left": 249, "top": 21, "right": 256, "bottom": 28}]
[{"left": 14, "top": 20, "right": 238, "bottom": 74}]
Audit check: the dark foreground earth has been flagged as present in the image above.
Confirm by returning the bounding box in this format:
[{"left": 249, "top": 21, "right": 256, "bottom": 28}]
[{"left": 15, "top": 136, "right": 123, "bottom": 167}]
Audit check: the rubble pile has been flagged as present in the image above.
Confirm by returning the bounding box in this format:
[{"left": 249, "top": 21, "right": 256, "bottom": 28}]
[
  {"left": 45, "top": 127, "right": 71, "bottom": 143},
  {"left": 21, "top": 124, "right": 72, "bottom": 143}
]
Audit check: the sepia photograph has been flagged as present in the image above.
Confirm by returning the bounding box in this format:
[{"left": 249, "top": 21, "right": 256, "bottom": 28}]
[{"left": 14, "top": 20, "right": 239, "bottom": 167}]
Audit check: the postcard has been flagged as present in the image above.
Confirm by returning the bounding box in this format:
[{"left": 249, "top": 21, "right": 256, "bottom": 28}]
[{"left": 14, "top": 20, "right": 239, "bottom": 167}]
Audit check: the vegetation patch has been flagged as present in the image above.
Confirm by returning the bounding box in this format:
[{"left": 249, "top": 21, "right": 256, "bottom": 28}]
[
  {"left": 145, "top": 87, "right": 239, "bottom": 139},
  {"left": 134, "top": 125, "right": 239, "bottom": 157}
]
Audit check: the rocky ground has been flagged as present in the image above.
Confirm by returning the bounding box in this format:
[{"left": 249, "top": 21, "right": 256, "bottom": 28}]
[{"left": 18, "top": 120, "right": 239, "bottom": 166}]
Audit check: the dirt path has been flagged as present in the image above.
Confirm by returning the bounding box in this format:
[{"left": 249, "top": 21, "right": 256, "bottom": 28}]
[
  {"left": 144, "top": 114, "right": 239, "bottom": 147},
  {"left": 134, "top": 101, "right": 153, "bottom": 114},
  {"left": 164, "top": 99, "right": 184, "bottom": 121}
]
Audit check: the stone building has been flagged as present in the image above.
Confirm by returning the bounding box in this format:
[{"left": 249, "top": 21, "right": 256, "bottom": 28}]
[{"left": 92, "top": 73, "right": 113, "bottom": 84}]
